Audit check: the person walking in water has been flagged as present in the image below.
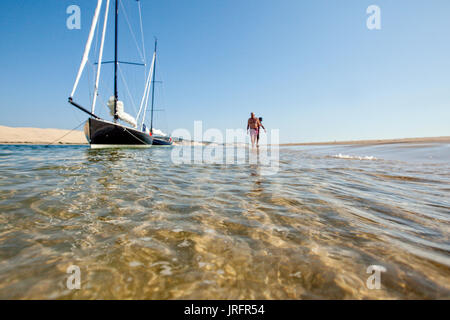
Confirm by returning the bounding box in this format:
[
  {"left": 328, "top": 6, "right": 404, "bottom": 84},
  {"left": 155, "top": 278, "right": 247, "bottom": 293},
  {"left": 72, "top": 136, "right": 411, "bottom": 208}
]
[
  {"left": 257, "top": 117, "right": 266, "bottom": 146},
  {"left": 247, "top": 112, "right": 262, "bottom": 148}
]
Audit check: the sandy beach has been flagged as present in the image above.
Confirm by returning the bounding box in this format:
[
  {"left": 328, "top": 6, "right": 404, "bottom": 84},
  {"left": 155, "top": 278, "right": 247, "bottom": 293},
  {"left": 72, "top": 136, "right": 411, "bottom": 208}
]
[{"left": 0, "top": 125, "right": 87, "bottom": 145}]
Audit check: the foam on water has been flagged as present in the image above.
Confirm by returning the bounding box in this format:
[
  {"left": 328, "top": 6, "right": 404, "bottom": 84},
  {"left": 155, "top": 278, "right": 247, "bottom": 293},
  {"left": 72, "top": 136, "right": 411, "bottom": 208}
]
[{"left": 332, "top": 153, "right": 377, "bottom": 160}]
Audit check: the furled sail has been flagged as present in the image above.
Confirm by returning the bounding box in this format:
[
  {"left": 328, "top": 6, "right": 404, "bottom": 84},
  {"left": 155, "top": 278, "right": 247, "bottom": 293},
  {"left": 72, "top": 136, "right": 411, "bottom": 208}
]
[
  {"left": 107, "top": 96, "right": 137, "bottom": 128},
  {"left": 91, "top": 0, "right": 110, "bottom": 113},
  {"left": 70, "top": 0, "right": 103, "bottom": 98},
  {"left": 136, "top": 52, "right": 156, "bottom": 128},
  {"left": 141, "top": 51, "right": 156, "bottom": 131}
]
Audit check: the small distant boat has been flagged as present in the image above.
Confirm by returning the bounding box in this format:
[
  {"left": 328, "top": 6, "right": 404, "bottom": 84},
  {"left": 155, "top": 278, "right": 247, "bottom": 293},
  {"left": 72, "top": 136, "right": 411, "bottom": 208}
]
[
  {"left": 152, "top": 134, "right": 173, "bottom": 146},
  {"left": 68, "top": 0, "right": 171, "bottom": 148}
]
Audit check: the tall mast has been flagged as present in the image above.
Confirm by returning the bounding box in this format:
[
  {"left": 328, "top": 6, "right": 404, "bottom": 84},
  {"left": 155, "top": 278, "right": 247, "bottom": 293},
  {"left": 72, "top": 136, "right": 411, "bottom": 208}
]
[
  {"left": 113, "top": 0, "right": 119, "bottom": 122},
  {"left": 150, "top": 38, "right": 157, "bottom": 134}
]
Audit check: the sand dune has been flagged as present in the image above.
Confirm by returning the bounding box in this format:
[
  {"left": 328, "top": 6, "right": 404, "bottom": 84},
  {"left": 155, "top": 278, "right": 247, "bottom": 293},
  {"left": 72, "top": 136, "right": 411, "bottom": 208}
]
[{"left": 0, "top": 125, "right": 87, "bottom": 145}]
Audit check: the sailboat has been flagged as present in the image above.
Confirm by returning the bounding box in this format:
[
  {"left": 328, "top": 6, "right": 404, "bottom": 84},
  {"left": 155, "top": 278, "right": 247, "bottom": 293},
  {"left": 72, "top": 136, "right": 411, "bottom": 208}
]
[
  {"left": 146, "top": 40, "right": 173, "bottom": 146},
  {"left": 68, "top": 0, "right": 162, "bottom": 148}
]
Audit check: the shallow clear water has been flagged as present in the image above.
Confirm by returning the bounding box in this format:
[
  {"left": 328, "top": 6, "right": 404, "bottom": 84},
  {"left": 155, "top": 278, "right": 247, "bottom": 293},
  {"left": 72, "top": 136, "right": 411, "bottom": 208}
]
[{"left": 0, "top": 143, "right": 449, "bottom": 299}]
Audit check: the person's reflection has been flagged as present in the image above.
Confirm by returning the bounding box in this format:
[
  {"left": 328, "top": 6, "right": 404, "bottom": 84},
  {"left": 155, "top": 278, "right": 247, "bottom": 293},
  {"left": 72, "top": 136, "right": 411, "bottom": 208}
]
[{"left": 248, "top": 148, "right": 264, "bottom": 195}]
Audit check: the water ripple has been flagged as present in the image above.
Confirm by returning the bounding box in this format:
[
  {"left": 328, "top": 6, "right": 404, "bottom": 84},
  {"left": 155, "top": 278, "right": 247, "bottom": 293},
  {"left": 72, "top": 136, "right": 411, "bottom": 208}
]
[{"left": 0, "top": 144, "right": 449, "bottom": 299}]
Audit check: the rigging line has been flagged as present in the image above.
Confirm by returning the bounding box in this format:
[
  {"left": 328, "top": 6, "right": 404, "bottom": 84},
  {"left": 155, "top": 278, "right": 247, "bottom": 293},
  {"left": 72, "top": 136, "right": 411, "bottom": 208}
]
[
  {"left": 155, "top": 55, "right": 170, "bottom": 132},
  {"left": 86, "top": 61, "right": 111, "bottom": 118},
  {"left": 123, "top": 127, "right": 148, "bottom": 144},
  {"left": 46, "top": 120, "right": 86, "bottom": 146},
  {"left": 97, "top": 91, "right": 115, "bottom": 118},
  {"left": 87, "top": 61, "right": 93, "bottom": 103},
  {"left": 138, "top": 52, "right": 155, "bottom": 127},
  {"left": 88, "top": 61, "right": 102, "bottom": 102},
  {"left": 137, "top": 0, "right": 146, "bottom": 76},
  {"left": 93, "top": 74, "right": 110, "bottom": 113},
  {"left": 93, "top": 9, "right": 101, "bottom": 58},
  {"left": 155, "top": 55, "right": 167, "bottom": 109},
  {"left": 97, "top": 94, "right": 108, "bottom": 113},
  {"left": 92, "top": 61, "right": 113, "bottom": 94},
  {"left": 82, "top": 60, "right": 113, "bottom": 117},
  {"left": 156, "top": 85, "right": 169, "bottom": 134},
  {"left": 92, "top": 0, "right": 110, "bottom": 114},
  {"left": 119, "top": 0, "right": 145, "bottom": 63},
  {"left": 70, "top": 0, "right": 103, "bottom": 98},
  {"left": 93, "top": 66, "right": 115, "bottom": 113},
  {"left": 117, "top": 63, "right": 138, "bottom": 115}
]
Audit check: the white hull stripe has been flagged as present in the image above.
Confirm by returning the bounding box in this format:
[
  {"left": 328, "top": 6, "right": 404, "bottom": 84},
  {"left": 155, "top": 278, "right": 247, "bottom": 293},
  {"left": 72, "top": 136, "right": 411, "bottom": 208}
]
[{"left": 90, "top": 144, "right": 153, "bottom": 149}]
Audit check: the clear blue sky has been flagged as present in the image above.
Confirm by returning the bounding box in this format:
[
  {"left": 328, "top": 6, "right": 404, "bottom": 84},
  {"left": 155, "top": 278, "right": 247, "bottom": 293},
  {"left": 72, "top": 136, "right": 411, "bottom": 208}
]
[{"left": 0, "top": 0, "right": 449, "bottom": 143}]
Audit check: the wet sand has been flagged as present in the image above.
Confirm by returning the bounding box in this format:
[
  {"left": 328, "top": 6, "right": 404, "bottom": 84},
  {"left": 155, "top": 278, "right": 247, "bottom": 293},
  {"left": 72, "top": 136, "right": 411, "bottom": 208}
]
[
  {"left": 0, "top": 143, "right": 448, "bottom": 299},
  {"left": 280, "top": 136, "right": 450, "bottom": 146}
]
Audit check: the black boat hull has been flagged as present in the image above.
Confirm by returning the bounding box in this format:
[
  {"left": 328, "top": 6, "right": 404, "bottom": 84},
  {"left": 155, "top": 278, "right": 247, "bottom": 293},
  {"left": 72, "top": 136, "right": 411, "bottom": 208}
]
[
  {"left": 152, "top": 135, "right": 173, "bottom": 146},
  {"left": 85, "top": 118, "right": 153, "bottom": 148}
]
